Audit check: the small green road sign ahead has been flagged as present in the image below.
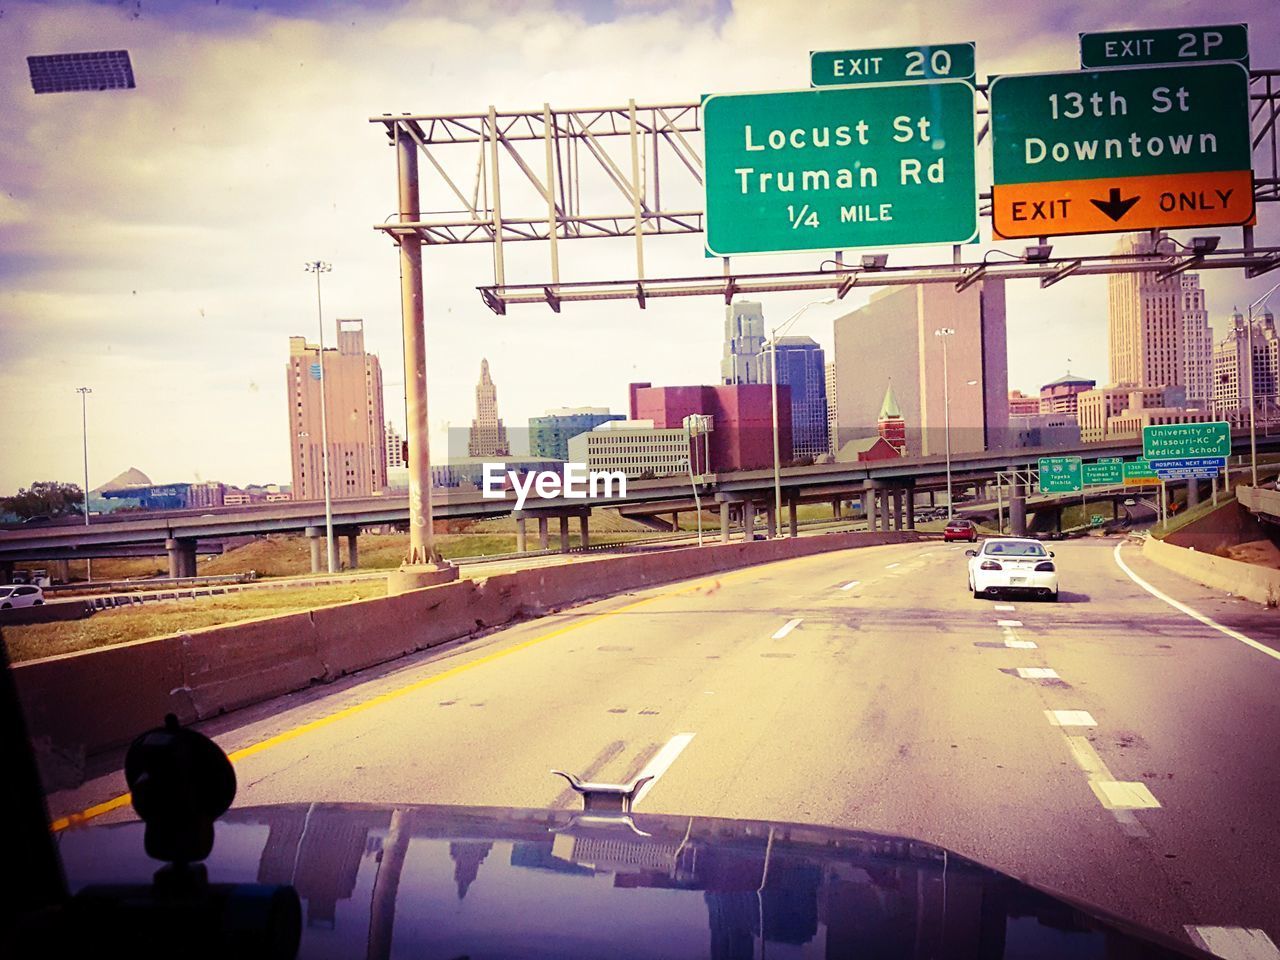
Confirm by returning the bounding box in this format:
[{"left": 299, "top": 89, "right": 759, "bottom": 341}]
[
  {"left": 1039, "top": 456, "right": 1082, "bottom": 494},
  {"left": 1091, "top": 514, "right": 1106, "bottom": 526},
  {"left": 989, "top": 62, "right": 1253, "bottom": 239},
  {"left": 1080, "top": 24, "right": 1248, "bottom": 69},
  {"left": 1143, "top": 420, "right": 1231, "bottom": 460},
  {"left": 1123, "top": 460, "right": 1160, "bottom": 485},
  {"left": 702, "top": 82, "right": 978, "bottom": 256},
  {"left": 811, "top": 43, "right": 976, "bottom": 86},
  {"left": 1083, "top": 460, "right": 1123, "bottom": 486}
]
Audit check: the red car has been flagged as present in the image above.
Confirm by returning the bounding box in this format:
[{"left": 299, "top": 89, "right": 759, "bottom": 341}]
[{"left": 943, "top": 518, "right": 978, "bottom": 542}]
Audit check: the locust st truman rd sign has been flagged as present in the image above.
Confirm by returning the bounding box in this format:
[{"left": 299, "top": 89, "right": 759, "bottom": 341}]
[
  {"left": 989, "top": 62, "right": 1252, "bottom": 239},
  {"left": 1083, "top": 460, "right": 1123, "bottom": 486},
  {"left": 1080, "top": 24, "right": 1249, "bottom": 69},
  {"left": 703, "top": 82, "right": 977, "bottom": 256},
  {"left": 1039, "top": 456, "right": 1082, "bottom": 493},
  {"left": 811, "top": 43, "right": 976, "bottom": 86},
  {"left": 1143, "top": 421, "right": 1231, "bottom": 460}
]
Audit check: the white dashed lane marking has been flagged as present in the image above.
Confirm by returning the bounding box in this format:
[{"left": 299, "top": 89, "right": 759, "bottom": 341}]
[
  {"left": 995, "top": 604, "right": 1016, "bottom": 612},
  {"left": 772, "top": 618, "right": 802, "bottom": 640},
  {"left": 997, "top": 619, "right": 1023, "bottom": 628},
  {"left": 885, "top": 562, "right": 901, "bottom": 569},
  {"left": 1063, "top": 736, "right": 1155, "bottom": 835},
  {"left": 839, "top": 580, "right": 860, "bottom": 591},
  {"left": 631, "top": 733, "right": 696, "bottom": 807},
  {"left": 1045, "top": 710, "right": 1097, "bottom": 727},
  {"left": 1015, "top": 667, "right": 1058, "bottom": 679},
  {"left": 1186, "top": 927, "right": 1280, "bottom": 960}
]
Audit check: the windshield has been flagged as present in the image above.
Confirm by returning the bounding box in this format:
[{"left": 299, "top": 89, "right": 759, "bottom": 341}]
[{"left": 4, "top": 3, "right": 1280, "bottom": 958}]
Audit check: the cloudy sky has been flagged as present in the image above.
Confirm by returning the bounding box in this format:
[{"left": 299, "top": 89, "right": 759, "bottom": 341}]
[{"left": 2, "top": 0, "right": 1278, "bottom": 493}]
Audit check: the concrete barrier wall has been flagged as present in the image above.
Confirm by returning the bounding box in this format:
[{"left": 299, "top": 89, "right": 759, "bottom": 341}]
[
  {"left": 0, "top": 600, "right": 94, "bottom": 627},
  {"left": 1162, "top": 500, "right": 1267, "bottom": 556},
  {"left": 13, "top": 530, "right": 922, "bottom": 770},
  {"left": 1142, "top": 536, "right": 1280, "bottom": 606}
]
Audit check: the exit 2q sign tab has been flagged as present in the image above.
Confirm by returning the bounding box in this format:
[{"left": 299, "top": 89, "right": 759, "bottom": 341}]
[
  {"left": 990, "top": 63, "right": 1253, "bottom": 239},
  {"left": 702, "top": 82, "right": 977, "bottom": 257}
]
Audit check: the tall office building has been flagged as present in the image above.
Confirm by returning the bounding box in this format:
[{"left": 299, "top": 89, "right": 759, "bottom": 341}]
[
  {"left": 529, "top": 407, "right": 624, "bottom": 461},
  {"left": 721, "top": 300, "right": 766, "bottom": 385},
  {"left": 832, "top": 280, "right": 1008, "bottom": 456},
  {"left": 759, "top": 335, "right": 829, "bottom": 460},
  {"left": 287, "top": 319, "right": 387, "bottom": 500},
  {"left": 1181, "top": 274, "right": 1213, "bottom": 407},
  {"left": 1108, "top": 232, "right": 1184, "bottom": 389},
  {"left": 825, "top": 361, "right": 838, "bottom": 455},
  {"left": 385, "top": 422, "right": 405, "bottom": 470},
  {"left": 467, "top": 359, "right": 511, "bottom": 457},
  {"left": 1213, "top": 307, "right": 1280, "bottom": 424},
  {"left": 1039, "top": 373, "right": 1095, "bottom": 416}
]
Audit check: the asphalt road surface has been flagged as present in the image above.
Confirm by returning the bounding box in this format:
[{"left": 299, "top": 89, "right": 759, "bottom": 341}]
[{"left": 46, "top": 536, "right": 1280, "bottom": 955}]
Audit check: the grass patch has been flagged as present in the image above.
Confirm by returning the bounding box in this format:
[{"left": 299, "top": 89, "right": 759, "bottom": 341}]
[{"left": 3, "top": 581, "right": 389, "bottom": 663}]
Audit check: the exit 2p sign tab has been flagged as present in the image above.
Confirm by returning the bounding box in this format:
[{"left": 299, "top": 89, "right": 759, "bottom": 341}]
[{"left": 989, "top": 63, "right": 1253, "bottom": 239}]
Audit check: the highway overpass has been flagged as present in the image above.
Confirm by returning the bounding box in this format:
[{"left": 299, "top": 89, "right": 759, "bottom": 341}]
[{"left": 3, "top": 434, "right": 1271, "bottom": 576}]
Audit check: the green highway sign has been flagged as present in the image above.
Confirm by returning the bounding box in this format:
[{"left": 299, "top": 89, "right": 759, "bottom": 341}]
[
  {"left": 1091, "top": 514, "right": 1106, "bottom": 526},
  {"left": 1083, "top": 460, "right": 1123, "bottom": 486},
  {"left": 1039, "top": 456, "right": 1082, "bottom": 494},
  {"left": 1123, "top": 460, "right": 1159, "bottom": 486},
  {"left": 811, "top": 43, "right": 975, "bottom": 86},
  {"left": 989, "top": 63, "right": 1253, "bottom": 239},
  {"left": 1081, "top": 24, "right": 1249, "bottom": 69},
  {"left": 702, "top": 82, "right": 978, "bottom": 256},
  {"left": 1143, "top": 421, "right": 1231, "bottom": 460}
]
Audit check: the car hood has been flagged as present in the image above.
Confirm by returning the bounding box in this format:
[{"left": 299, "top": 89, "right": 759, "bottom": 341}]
[{"left": 56, "top": 802, "right": 1212, "bottom": 959}]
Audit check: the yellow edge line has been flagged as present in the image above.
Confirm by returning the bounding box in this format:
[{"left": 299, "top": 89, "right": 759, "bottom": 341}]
[{"left": 49, "top": 560, "right": 776, "bottom": 833}]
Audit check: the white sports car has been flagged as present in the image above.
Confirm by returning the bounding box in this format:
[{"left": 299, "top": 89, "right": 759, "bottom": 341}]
[{"left": 966, "top": 537, "right": 1059, "bottom": 601}]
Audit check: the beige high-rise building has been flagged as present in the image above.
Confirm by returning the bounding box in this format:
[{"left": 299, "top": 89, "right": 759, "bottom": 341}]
[
  {"left": 1108, "top": 233, "right": 1184, "bottom": 389},
  {"left": 825, "top": 361, "right": 838, "bottom": 455},
  {"left": 467, "top": 358, "right": 511, "bottom": 457},
  {"left": 287, "top": 319, "right": 387, "bottom": 501}
]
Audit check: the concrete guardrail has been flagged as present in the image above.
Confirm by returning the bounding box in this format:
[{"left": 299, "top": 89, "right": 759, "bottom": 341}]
[
  {"left": 1142, "top": 536, "right": 1280, "bottom": 607},
  {"left": 13, "top": 530, "right": 923, "bottom": 781}
]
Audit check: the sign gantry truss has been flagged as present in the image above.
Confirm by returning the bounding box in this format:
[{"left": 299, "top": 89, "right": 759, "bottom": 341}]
[{"left": 371, "top": 69, "right": 1280, "bottom": 315}]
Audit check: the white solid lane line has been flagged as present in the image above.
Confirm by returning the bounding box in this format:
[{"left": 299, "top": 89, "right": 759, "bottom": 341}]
[
  {"left": 1016, "top": 667, "right": 1059, "bottom": 679},
  {"left": 772, "top": 618, "right": 802, "bottom": 640},
  {"left": 1114, "top": 542, "right": 1280, "bottom": 663},
  {"left": 839, "top": 580, "right": 861, "bottom": 591},
  {"left": 1186, "top": 927, "right": 1280, "bottom": 960},
  {"left": 997, "top": 619, "right": 1023, "bottom": 628},
  {"left": 632, "top": 733, "right": 696, "bottom": 807}
]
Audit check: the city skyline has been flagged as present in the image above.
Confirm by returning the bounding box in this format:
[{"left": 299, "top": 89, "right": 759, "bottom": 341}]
[{"left": 3, "top": 1, "right": 1280, "bottom": 493}]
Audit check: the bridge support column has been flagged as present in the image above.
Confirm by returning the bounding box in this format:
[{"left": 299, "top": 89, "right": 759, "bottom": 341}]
[
  {"left": 863, "top": 481, "right": 877, "bottom": 532},
  {"left": 559, "top": 516, "right": 570, "bottom": 553},
  {"left": 1113, "top": 498, "right": 1119, "bottom": 520},
  {"left": 515, "top": 516, "right": 527, "bottom": 553},
  {"left": 742, "top": 500, "right": 755, "bottom": 540},
  {"left": 579, "top": 513, "right": 590, "bottom": 550},
  {"left": 1186, "top": 478, "right": 1200, "bottom": 509},
  {"left": 879, "top": 491, "right": 890, "bottom": 531},
  {"left": 720, "top": 502, "right": 731, "bottom": 543},
  {"left": 346, "top": 532, "right": 359, "bottom": 570},
  {"left": 892, "top": 491, "right": 903, "bottom": 531},
  {"left": 304, "top": 526, "right": 324, "bottom": 574},
  {"left": 832, "top": 498, "right": 842, "bottom": 519},
  {"left": 52, "top": 559, "right": 71, "bottom": 583},
  {"left": 788, "top": 498, "right": 798, "bottom": 538},
  {"left": 764, "top": 503, "right": 776, "bottom": 539},
  {"left": 538, "top": 516, "right": 549, "bottom": 550},
  {"left": 0, "top": 561, "right": 13, "bottom": 584},
  {"left": 671, "top": 512, "right": 679, "bottom": 531},
  {"left": 929, "top": 490, "right": 936, "bottom": 507},
  {"left": 165, "top": 538, "right": 197, "bottom": 579},
  {"left": 1010, "top": 482, "right": 1027, "bottom": 537},
  {"left": 906, "top": 490, "right": 916, "bottom": 530}
]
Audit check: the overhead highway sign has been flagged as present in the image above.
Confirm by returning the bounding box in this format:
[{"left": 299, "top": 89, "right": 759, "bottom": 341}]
[
  {"left": 811, "top": 43, "right": 976, "bottom": 86},
  {"left": 703, "top": 82, "right": 978, "bottom": 256},
  {"left": 1080, "top": 24, "right": 1249, "bottom": 69},
  {"left": 990, "top": 63, "right": 1253, "bottom": 239}
]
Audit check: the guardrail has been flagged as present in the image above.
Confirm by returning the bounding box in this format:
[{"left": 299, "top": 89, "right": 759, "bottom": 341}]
[{"left": 46, "top": 572, "right": 258, "bottom": 595}]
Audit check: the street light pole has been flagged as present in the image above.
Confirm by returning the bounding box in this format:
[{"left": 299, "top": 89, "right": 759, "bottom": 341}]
[
  {"left": 76, "top": 386, "right": 92, "bottom": 582},
  {"left": 1246, "top": 280, "right": 1280, "bottom": 488},
  {"left": 305, "top": 260, "right": 336, "bottom": 574},
  {"left": 935, "top": 328, "right": 956, "bottom": 514},
  {"left": 768, "top": 298, "right": 835, "bottom": 537}
]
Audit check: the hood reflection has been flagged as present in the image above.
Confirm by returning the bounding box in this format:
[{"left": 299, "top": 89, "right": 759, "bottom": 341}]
[{"left": 58, "top": 804, "right": 1204, "bottom": 959}]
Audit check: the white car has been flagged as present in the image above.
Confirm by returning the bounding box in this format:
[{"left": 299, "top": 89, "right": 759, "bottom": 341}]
[
  {"left": 966, "top": 538, "right": 1058, "bottom": 602},
  {"left": 0, "top": 584, "right": 45, "bottom": 609}
]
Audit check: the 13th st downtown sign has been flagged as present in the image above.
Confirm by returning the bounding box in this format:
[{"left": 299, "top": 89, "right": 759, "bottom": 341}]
[{"left": 703, "top": 81, "right": 978, "bottom": 256}]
